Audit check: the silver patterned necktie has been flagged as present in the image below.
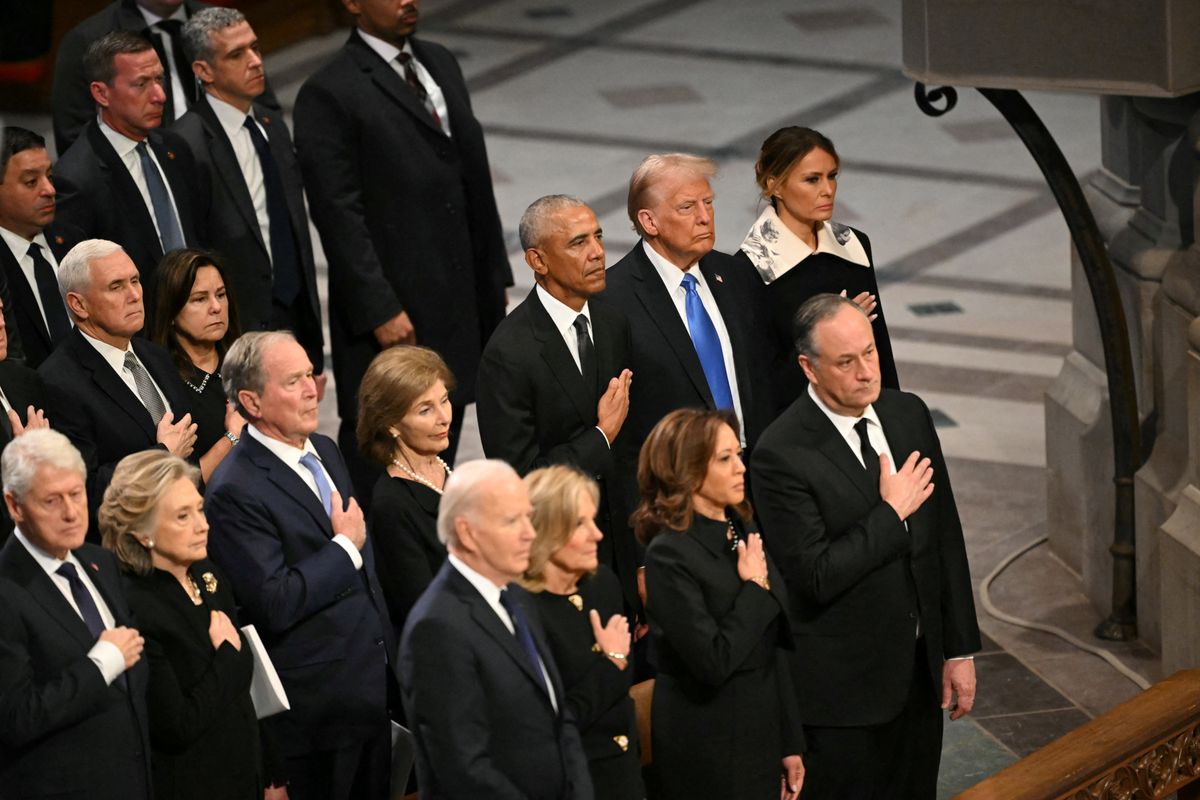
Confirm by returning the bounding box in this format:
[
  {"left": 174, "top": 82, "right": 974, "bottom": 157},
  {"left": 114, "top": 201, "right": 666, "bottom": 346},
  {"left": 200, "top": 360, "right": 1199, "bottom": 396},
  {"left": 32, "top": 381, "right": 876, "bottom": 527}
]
[{"left": 124, "top": 351, "right": 167, "bottom": 425}]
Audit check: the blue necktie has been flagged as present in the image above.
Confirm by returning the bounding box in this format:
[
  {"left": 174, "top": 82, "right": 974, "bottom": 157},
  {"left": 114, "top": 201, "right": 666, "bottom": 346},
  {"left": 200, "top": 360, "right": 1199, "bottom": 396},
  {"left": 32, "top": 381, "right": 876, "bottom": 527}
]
[
  {"left": 56, "top": 562, "right": 106, "bottom": 639},
  {"left": 498, "top": 588, "right": 550, "bottom": 698},
  {"left": 242, "top": 117, "right": 302, "bottom": 305},
  {"left": 135, "top": 141, "right": 186, "bottom": 252},
  {"left": 681, "top": 273, "right": 734, "bottom": 410},
  {"left": 299, "top": 452, "right": 334, "bottom": 516}
]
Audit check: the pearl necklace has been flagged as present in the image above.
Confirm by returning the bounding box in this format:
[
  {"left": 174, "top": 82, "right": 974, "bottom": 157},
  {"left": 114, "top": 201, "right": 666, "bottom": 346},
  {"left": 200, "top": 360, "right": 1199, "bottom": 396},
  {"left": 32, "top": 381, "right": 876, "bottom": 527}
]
[
  {"left": 391, "top": 456, "right": 452, "bottom": 494},
  {"left": 184, "top": 369, "right": 218, "bottom": 394}
]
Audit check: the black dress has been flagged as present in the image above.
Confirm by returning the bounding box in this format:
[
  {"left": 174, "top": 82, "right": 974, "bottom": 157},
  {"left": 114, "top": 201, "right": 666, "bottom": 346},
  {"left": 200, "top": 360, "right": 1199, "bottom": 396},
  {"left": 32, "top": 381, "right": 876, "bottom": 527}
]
[
  {"left": 122, "top": 559, "right": 262, "bottom": 800},
  {"left": 530, "top": 566, "right": 644, "bottom": 800},
  {"left": 738, "top": 215, "right": 899, "bottom": 409},
  {"left": 644, "top": 515, "right": 805, "bottom": 800},
  {"left": 368, "top": 473, "right": 447, "bottom": 634},
  {"left": 179, "top": 365, "right": 228, "bottom": 457}
]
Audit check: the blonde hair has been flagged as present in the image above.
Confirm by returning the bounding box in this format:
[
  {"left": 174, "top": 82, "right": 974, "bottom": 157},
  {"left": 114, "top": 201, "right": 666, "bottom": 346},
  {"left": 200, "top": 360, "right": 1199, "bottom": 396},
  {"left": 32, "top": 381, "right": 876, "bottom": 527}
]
[
  {"left": 626, "top": 153, "right": 717, "bottom": 236},
  {"left": 99, "top": 450, "right": 200, "bottom": 576},
  {"left": 521, "top": 465, "right": 600, "bottom": 592},
  {"left": 356, "top": 345, "right": 455, "bottom": 467}
]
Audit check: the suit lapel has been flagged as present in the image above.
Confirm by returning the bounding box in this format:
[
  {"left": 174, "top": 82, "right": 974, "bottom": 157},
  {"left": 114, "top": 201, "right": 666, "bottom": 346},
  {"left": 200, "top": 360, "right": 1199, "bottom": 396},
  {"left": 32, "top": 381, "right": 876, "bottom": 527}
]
[
  {"left": 197, "top": 98, "right": 265, "bottom": 251},
  {"left": 258, "top": 105, "right": 309, "bottom": 251},
  {"left": 86, "top": 123, "right": 163, "bottom": 264},
  {"left": 412, "top": 38, "right": 462, "bottom": 134},
  {"left": 797, "top": 393, "right": 876, "bottom": 504},
  {"left": 629, "top": 245, "right": 713, "bottom": 404},
  {"left": 67, "top": 332, "right": 156, "bottom": 440},
  {"left": 0, "top": 246, "right": 51, "bottom": 352},
  {"left": 79, "top": 546, "right": 132, "bottom": 627},
  {"left": 149, "top": 133, "right": 195, "bottom": 244},
  {"left": 700, "top": 255, "right": 756, "bottom": 421},
  {"left": 0, "top": 539, "right": 98, "bottom": 649},
  {"left": 591, "top": 305, "right": 622, "bottom": 393},
  {"left": 525, "top": 294, "right": 594, "bottom": 424},
  {"left": 244, "top": 434, "right": 333, "bottom": 537},
  {"left": 873, "top": 393, "right": 930, "bottom": 528},
  {"left": 349, "top": 34, "right": 446, "bottom": 137}
]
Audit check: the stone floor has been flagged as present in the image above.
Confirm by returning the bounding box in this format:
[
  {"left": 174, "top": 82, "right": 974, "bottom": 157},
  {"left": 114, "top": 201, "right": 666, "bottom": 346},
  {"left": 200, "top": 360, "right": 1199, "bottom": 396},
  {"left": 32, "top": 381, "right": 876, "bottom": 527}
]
[{"left": 6, "top": 0, "right": 1163, "bottom": 795}]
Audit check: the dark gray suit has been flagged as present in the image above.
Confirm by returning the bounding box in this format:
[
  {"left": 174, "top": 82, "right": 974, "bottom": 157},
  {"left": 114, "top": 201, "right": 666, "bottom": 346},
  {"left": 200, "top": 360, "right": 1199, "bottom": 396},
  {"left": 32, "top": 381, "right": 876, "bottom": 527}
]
[{"left": 172, "top": 96, "right": 324, "bottom": 369}]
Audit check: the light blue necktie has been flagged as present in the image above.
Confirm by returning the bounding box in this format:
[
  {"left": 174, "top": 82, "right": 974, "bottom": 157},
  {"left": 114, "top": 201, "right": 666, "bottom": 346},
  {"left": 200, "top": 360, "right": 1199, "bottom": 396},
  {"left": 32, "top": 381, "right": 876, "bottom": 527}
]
[
  {"left": 299, "top": 452, "right": 333, "bottom": 516},
  {"left": 135, "top": 141, "right": 186, "bottom": 252},
  {"left": 681, "top": 273, "right": 734, "bottom": 410}
]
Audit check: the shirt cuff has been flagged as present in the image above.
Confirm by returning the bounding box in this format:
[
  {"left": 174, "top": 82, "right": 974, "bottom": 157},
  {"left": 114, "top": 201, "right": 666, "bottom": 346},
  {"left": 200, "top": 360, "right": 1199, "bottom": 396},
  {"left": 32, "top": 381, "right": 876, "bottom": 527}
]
[
  {"left": 333, "top": 534, "right": 364, "bottom": 570},
  {"left": 595, "top": 426, "right": 611, "bottom": 449},
  {"left": 947, "top": 655, "right": 975, "bottom": 661},
  {"left": 88, "top": 639, "right": 126, "bottom": 685}
]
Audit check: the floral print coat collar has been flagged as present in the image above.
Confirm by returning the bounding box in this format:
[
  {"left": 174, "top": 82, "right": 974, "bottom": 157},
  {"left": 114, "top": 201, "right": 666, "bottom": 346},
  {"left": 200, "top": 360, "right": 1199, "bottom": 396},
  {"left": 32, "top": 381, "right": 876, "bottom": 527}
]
[{"left": 739, "top": 205, "right": 871, "bottom": 284}]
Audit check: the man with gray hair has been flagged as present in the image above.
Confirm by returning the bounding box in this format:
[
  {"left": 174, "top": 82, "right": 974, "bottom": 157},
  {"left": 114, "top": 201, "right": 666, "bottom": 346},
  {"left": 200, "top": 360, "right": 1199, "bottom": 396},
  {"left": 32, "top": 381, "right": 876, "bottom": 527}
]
[
  {"left": 173, "top": 8, "right": 325, "bottom": 374},
  {"left": 0, "top": 428, "right": 152, "bottom": 798},
  {"left": 476, "top": 194, "right": 641, "bottom": 612},
  {"left": 400, "top": 458, "right": 592, "bottom": 799},
  {"left": 39, "top": 239, "right": 195, "bottom": 542},
  {"left": 600, "top": 153, "right": 775, "bottom": 529},
  {"left": 751, "top": 293, "right": 980, "bottom": 799},
  {"left": 205, "top": 330, "right": 398, "bottom": 800}
]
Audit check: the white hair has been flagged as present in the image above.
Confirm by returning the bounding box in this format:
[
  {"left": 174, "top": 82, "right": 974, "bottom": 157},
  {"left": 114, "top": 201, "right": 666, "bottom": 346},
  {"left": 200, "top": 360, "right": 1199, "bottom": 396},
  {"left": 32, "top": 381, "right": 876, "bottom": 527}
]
[
  {"left": 222, "top": 330, "right": 298, "bottom": 416},
  {"left": 2, "top": 428, "right": 86, "bottom": 501},
  {"left": 57, "top": 239, "right": 125, "bottom": 316},
  {"left": 437, "top": 459, "right": 520, "bottom": 547}
]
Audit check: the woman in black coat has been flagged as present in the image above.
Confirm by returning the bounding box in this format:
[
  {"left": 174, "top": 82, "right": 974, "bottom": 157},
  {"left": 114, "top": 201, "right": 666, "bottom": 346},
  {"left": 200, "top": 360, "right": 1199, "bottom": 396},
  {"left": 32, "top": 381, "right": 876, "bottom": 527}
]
[
  {"left": 635, "top": 409, "right": 805, "bottom": 800},
  {"left": 357, "top": 345, "right": 455, "bottom": 633},
  {"left": 99, "top": 450, "right": 282, "bottom": 799},
  {"left": 522, "top": 465, "right": 642, "bottom": 799},
  {"left": 737, "top": 126, "right": 899, "bottom": 408}
]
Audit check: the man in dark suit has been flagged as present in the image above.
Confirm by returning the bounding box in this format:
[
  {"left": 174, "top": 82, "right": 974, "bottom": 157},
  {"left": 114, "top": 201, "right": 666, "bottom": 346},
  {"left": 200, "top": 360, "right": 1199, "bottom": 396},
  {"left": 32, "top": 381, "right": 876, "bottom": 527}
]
[
  {"left": 39, "top": 240, "right": 196, "bottom": 542},
  {"left": 174, "top": 8, "right": 325, "bottom": 373},
  {"left": 400, "top": 458, "right": 593, "bottom": 799},
  {"left": 0, "top": 428, "right": 151, "bottom": 799},
  {"left": 52, "top": 31, "right": 208, "bottom": 306},
  {"left": 293, "top": 0, "right": 511, "bottom": 503},
  {"left": 205, "top": 330, "right": 396, "bottom": 800},
  {"left": 750, "top": 294, "right": 981, "bottom": 799},
  {"left": 0, "top": 296, "right": 50, "bottom": 543},
  {"left": 476, "top": 195, "right": 640, "bottom": 610},
  {"left": 600, "top": 153, "right": 774, "bottom": 511},
  {"left": 0, "top": 126, "right": 70, "bottom": 367}
]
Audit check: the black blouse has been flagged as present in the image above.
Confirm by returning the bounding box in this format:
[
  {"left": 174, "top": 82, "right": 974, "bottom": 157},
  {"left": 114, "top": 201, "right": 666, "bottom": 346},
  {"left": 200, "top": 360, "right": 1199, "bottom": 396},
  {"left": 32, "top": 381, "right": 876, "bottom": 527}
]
[
  {"left": 179, "top": 365, "right": 228, "bottom": 457},
  {"left": 368, "top": 473, "right": 447, "bottom": 633},
  {"left": 530, "top": 566, "right": 644, "bottom": 800}
]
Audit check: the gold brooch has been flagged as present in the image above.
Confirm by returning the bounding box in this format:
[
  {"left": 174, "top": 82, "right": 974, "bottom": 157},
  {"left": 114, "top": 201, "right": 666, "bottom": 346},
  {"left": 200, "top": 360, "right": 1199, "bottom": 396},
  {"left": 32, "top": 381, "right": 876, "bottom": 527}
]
[
  {"left": 567, "top": 594, "right": 583, "bottom": 611},
  {"left": 201, "top": 572, "right": 218, "bottom": 594},
  {"left": 613, "top": 735, "right": 629, "bottom": 752}
]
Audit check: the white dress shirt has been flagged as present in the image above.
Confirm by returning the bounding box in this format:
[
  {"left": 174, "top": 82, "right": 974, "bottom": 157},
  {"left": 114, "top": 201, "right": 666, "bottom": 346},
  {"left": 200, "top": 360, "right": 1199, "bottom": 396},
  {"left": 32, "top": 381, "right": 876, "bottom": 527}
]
[
  {"left": 137, "top": 4, "right": 190, "bottom": 122},
  {"left": 356, "top": 29, "right": 451, "bottom": 136},
  {"left": 97, "top": 119, "right": 183, "bottom": 246},
  {"left": 807, "top": 384, "right": 896, "bottom": 475},
  {"left": 207, "top": 94, "right": 272, "bottom": 257},
  {"left": 0, "top": 226, "right": 68, "bottom": 330},
  {"left": 643, "top": 240, "right": 746, "bottom": 443},
  {"left": 447, "top": 553, "right": 558, "bottom": 712},
  {"left": 244, "top": 425, "right": 363, "bottom": 570},
  {"left": 13, "top": 528, "right": 126, "bottom": 684},
  {"left": 79, "top": 330, "right": 172, "bottom": 416}
]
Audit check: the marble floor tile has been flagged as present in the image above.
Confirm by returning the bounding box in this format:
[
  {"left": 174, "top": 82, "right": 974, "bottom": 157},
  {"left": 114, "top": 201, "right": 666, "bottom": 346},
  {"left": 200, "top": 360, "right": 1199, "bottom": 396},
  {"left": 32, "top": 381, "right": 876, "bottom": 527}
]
[
  {"left": 970, "top": 652, "right": 1076, "bottom": 718},
  {"left": 938, "top": 714, "right": 1018, "bottom": 798},
  {"left": 910, "top": 391, "right": 1046, "bottom": 467},
  {"left": 879, "top": 284, "right": 1072, "bottom": 346},
  {"left": 892, "top": 339, "right": 1065, "bottom": 377},
  {"left": 974, "top": 708, "right": 1092, "bottom": 758}
]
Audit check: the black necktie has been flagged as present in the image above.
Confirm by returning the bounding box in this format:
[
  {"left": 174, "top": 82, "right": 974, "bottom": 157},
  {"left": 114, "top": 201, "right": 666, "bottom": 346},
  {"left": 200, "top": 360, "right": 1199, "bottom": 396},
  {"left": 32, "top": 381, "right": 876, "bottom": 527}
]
[
  {"left": 243, "top": 117, "right": 302, "bottom": 305},
  {"left": 572, "top": 314, "right": 597, "bottom": 385},
  {"left": 153, "top": 19, "right": 196, "bottom": 119},
  {"left": 498, "top": 589, "right": 550, "bottom": 698},
  {"left": 395, "top": 52, "right": 443, "bottom": 128},
  {"left": 855, "top": 418, "right": 881, "bottom": 488},
  {"left": 28, "top": 243, "right": 71, "bottom": 343},
  {"left": 56, "top": 562, "right": 106, "bottom": 639}
]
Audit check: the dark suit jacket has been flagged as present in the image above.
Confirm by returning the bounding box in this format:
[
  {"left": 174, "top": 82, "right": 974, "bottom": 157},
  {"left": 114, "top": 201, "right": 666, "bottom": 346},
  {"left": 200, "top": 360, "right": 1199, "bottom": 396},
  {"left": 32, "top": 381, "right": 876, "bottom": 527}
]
[
  {"left": 172, "top": 96, "right": 324, "bottom": 368},
  {"left": 0, "top": 540, "right": 152, "bottom": 799},
  {"left": 400, "top": 561, "right": 593, "bottom": 800},
  {"left": 204, "top": 431, "right": 397, "bottom": 756},
  {"left": 750, "top": 389, "right": 981, "bottom": 728},
  {"left": 0, "top": 361, "right": 49, "bottom": 542},
  {"left": 293, "top": 30, "right": 510, "bottom": 418},
  {"left": 0, "top": 238, "right": 68, "bottom": 368},
  {"left": 644, "top": 516, "right": 803, "bottom": 800},
  {"left": 50, "top": 0, "right": 281, "bottom": 155},
  {"left": 123, "top": 560, "right": 261, "bottom": 800},
  {"left": 38, "top": 329, "right": 194, "bottom": 542},
  {"left": 599, "top": 243, "right": 775, "bottom": 522},
  {"left": 51, "top": 120, "right": 208, "bottom": 305},
  {"left": 476, "top": 291, "right": 640, "bottom": 609}
]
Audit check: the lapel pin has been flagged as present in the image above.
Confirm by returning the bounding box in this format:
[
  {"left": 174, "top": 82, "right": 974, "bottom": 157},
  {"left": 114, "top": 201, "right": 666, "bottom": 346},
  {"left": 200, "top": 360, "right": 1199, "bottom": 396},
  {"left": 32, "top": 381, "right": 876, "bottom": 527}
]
[
  {"left": 167, "top": 150, "right": 175, "bottom": 160},
  {"left": 89, "top": 562, "right": 99, "bottom": 572},
  {"left": 262, "top": 116, "right": 270, "bottom": 124},
  {"left": 202, "top": 572, "right": 218, "bottom": 593},
  {"left": 715, "top": 274, "right": 724, "bottom": 283},
  {"left": 54, "top": 235, "right": 64, "bottom": 245}
]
